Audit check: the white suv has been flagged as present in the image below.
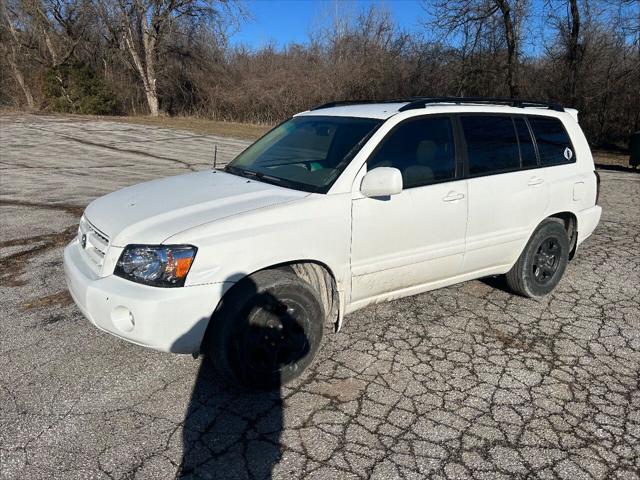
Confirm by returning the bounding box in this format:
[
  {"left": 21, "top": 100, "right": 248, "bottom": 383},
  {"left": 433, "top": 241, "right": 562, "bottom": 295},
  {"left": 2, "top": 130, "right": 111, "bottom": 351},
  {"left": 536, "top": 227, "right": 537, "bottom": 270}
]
[{"left": 64, "top": 97, "right": 602, "bottom": 389}]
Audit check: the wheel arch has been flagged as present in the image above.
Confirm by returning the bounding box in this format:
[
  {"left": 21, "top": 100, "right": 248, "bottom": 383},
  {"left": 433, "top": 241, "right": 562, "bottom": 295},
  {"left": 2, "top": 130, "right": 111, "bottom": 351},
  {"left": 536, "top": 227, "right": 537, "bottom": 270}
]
[
  {"left": 547, "top": 211, "right": 578, "bottom": 259},
  {"left": 266, "top": 260, "right": 341, "bottom": 330},
  {"left": 199, "top": 259, "right": 342, "bottom": 353},
  {"left": 504, "top": 212, "right": 574, "bottom": 297}
]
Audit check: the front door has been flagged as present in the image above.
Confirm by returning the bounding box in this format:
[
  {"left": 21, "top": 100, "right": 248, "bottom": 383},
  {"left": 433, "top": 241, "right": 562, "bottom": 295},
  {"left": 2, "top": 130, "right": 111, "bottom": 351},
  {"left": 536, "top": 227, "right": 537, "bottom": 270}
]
[{"left": 350, "top": 115, "right": 468, "bottom": 303}]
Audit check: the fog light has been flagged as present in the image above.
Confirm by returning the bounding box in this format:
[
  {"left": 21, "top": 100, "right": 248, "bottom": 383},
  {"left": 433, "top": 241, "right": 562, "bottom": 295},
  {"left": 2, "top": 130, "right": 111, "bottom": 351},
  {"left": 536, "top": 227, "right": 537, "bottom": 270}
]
[{"left": 111, "top": 306, "right": 135, "bottom": 333}]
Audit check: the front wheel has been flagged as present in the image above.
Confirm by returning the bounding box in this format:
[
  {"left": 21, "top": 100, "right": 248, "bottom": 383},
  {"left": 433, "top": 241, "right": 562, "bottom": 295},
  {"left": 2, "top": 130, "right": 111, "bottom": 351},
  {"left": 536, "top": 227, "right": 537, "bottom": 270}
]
[
  {"left": 202, "top": 269, "right": 325, "bottom": 391},
  {"left": 505, "top": 219, "right": 570, "bottom": 298}
]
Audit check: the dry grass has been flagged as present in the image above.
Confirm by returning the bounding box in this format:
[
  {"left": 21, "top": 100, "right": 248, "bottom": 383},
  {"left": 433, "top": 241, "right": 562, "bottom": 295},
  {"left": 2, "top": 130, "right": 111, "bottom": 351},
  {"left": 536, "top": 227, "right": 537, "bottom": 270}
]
[{"left": 97, "top": 115, "right": 270, "bottom": 140}]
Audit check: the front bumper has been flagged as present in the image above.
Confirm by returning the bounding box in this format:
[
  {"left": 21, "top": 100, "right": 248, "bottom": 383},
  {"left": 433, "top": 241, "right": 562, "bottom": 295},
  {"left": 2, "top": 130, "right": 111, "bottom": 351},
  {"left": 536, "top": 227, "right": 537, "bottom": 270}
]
[{"left": 64, "top": 239, "right": 225, "bottom": 353}]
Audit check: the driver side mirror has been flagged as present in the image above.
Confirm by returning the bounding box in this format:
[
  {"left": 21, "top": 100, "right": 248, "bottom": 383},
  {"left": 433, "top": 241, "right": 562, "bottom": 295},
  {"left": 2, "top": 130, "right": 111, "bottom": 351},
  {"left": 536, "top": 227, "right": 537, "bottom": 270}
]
[{"left": 360, "top": 167, "right": 403, "bottom": 198}]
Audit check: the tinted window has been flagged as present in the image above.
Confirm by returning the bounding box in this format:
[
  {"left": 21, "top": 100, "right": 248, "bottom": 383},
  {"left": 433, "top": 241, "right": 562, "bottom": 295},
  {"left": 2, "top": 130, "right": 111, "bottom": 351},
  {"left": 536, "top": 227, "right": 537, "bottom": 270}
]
[
  {"left": 368, "top": 117, "right": 456, "bottom": 189},
  {"left": 514, "top": 117, "right": 538, "bottom": 168},
  {"left": 528, "top": 117, "right": 574, "bottom": 166},
  {"left": 461, "top": 116, "right": 520, "bottom": 175}
]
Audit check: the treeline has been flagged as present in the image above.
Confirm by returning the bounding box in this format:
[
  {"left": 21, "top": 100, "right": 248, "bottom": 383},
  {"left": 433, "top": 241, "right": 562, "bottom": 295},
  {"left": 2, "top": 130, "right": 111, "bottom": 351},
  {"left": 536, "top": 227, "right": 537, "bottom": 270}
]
[{"left": 1, "top": 0, "right": 638, "bottom": 147}]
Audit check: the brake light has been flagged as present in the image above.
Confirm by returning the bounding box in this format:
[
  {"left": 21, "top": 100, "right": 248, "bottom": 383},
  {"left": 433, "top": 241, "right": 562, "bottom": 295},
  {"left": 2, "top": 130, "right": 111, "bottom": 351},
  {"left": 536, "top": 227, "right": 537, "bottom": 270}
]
[{"left": 594, "top": 171, "right": 601, "bottom": 204}]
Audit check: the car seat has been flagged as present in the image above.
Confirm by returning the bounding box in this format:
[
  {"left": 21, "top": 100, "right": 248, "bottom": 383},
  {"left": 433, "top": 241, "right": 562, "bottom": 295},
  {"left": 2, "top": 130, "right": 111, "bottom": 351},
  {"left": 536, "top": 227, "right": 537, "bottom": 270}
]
[{"left": 403, "top": 140, "right": 435, "bottom": 188}]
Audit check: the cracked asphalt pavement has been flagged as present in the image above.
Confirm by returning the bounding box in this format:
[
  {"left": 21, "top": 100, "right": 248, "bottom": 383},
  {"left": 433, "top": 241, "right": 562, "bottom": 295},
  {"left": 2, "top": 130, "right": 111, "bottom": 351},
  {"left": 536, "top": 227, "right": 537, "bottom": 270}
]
[{"left": 1, "top": 113, "right": 639, "bottom": 480}]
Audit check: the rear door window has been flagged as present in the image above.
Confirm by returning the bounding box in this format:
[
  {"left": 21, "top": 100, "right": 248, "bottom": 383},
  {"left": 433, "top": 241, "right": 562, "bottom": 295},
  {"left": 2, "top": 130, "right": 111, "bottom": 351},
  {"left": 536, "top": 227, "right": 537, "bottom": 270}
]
[
  {"left": 461, "top": 116, "right": 520, "bottom": 175},
  {"left": 528, "top": 116, "right": 575, "bottom": 166}
]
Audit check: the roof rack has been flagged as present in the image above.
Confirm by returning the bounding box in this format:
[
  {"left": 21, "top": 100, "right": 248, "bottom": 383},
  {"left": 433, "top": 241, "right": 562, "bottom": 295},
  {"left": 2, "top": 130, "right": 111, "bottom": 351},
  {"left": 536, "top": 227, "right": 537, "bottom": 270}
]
[
  {"left": 310, "top": 97, "right": 565, "bottom": 113},
  {"left": 397, "top": 97, "right": 564, "bottom": 112}
]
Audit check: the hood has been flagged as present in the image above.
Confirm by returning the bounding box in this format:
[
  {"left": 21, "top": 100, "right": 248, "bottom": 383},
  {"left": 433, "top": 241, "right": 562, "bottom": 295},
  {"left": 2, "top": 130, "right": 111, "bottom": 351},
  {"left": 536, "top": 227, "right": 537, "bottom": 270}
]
[{"left": 84, "top": 170, "right": 309, "bottom": 246}]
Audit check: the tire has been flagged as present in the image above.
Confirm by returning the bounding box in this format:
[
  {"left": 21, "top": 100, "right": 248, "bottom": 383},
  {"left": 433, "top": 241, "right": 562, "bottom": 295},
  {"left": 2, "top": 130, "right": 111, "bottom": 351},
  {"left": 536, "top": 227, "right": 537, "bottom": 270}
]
[
  {"left": 505, "top": 219, "right": 570, "bottom": 298},
  {"left": 202, "top": 269, "right": 325, "bottom": 391}
]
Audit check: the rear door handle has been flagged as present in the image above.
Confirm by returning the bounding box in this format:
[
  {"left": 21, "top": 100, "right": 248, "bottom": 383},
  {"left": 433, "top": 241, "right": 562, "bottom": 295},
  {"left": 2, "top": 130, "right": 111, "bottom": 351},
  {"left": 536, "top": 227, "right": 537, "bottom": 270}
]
[
  {"left": 528, "top": 176, "right": 544, "bottom": 186},
  {"left": 443, "top": 191, "right": 465, "bottom": 202}
]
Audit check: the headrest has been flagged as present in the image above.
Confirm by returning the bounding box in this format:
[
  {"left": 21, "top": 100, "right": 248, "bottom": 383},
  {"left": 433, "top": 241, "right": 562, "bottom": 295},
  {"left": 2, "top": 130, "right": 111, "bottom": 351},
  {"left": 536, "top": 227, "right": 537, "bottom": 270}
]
[{"left": 416, "top": 140, "right": 437, "bottom": 165}]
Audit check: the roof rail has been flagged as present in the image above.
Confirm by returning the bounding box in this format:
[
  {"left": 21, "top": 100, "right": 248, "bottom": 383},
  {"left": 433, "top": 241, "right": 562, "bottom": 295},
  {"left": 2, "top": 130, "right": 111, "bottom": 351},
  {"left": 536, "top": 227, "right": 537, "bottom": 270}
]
[
  {"left": 398, "top": 97, "right": 564, "bottom": 112},
  {"left": 310, "top": 98, "right": 416, "bottom": 111}
]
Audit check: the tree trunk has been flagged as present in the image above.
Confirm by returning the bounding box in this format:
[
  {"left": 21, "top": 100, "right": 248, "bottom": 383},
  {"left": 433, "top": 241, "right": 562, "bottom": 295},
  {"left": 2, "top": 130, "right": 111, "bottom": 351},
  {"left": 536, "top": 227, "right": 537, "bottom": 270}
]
[
  {"left": 145, "top": 84, "right": 160, "bottom": 116},
  {"left": 496, "top": 0, "right": 520, "bottom": 97},
  {"left": 9, "top": 57, "right": 36, "bottom": 108},
  {"left": 1, "top": 2, "right": 35, "bottom": 108},
  {"left": 142, "top": 27, "right": 160, "bottom": 116},
  {"left": 121, "top": 15, "right": 160, "bottom": 116},
  {"left": 565, "top": 0, "right": 581, "bottom": 104}
]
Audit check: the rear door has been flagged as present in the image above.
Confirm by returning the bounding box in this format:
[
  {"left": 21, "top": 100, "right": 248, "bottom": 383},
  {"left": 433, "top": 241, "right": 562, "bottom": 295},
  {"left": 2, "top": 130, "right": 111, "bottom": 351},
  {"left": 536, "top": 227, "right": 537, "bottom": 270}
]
[{"left": 460, "top": 115, "right": 550, "bottom": 273}]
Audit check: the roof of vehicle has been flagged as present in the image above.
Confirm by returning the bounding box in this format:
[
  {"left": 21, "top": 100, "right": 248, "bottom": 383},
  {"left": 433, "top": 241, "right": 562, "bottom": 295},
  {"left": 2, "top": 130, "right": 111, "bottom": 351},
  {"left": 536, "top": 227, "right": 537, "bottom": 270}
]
[
  {"left": 296, "top": 103, "right": 409, "bottom": 119},
  {"left": 296, "top": 97, "right": 577, "bottom": 121}
]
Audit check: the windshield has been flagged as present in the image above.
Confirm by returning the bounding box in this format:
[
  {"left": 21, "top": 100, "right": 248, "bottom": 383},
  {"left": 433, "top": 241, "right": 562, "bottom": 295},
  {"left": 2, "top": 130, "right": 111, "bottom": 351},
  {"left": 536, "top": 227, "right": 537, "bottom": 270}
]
[{"left": 226, "top": 115, "right": 382, "bottom": 193}]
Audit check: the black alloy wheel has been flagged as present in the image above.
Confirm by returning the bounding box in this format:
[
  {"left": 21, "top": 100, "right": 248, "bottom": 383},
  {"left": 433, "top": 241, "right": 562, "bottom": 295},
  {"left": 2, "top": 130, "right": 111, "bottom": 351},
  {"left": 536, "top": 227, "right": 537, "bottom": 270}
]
[
  {"left": 532, "top": 237, "right": 563, "bottom": 285},
  {"left": 505, "top": 219, "right": 570, "bottom": 298},
  {"left": 234, "top": 297, "right": 311, "bottom": 378},
  {"left": 203, "top": 269, "right": 325, "bottom": 391}
]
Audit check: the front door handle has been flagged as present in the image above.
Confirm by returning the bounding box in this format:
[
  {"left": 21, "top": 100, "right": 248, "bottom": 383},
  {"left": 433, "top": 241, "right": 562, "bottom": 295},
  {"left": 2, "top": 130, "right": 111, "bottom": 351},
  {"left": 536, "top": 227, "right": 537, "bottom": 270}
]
[
  {"left": 528, "top": 176, "right": 544, "bottom": 186},
  {"left": 443, "top": 191, "right": 465, "bottom": 202}
]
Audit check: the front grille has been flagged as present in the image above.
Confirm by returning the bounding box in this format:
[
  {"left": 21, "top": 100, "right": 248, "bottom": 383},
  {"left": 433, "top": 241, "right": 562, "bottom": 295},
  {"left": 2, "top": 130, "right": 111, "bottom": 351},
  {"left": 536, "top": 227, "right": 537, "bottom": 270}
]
[{"left": 78, "top": 216, "right": 110, "bottom": 267}]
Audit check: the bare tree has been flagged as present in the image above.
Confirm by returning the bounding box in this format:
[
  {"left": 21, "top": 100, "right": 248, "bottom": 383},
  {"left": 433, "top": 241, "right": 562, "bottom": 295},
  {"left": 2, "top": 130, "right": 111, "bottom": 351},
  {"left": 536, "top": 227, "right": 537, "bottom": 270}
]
[
  {"left": 1, "top": 0, "right": 94, "bottom": 108},
  {"left": 0, "top": 0, "right": 637, "bottom": 147},
  {"left": 423, "top": 0, "right": 527, "bottom": 97},
  {"left": 544, "top": 0, "right": 585, "bottom": 103},
  {"left": 1, "top": 1, "right": 36, "bottom": 107},
  {"left": 97, "top": 0, "right": 237, "bottom": 116}
]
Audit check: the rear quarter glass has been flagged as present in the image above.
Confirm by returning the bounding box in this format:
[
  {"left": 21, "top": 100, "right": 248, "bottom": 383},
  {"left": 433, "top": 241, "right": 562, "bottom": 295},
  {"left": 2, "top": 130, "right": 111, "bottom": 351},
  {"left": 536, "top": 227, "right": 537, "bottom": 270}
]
[{"left": 528, "top": 116, "right": 576, "bottom": 166}]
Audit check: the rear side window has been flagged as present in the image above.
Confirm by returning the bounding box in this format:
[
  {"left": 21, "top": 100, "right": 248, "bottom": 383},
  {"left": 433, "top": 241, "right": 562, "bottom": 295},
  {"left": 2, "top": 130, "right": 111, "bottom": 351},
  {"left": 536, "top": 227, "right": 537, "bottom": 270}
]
[
  {"left": 528, "top": 117, "right": 575, "bottom": 166},
  {"left": 514, "top": 117, "right": 538, "bottom": 168},
  {"left": 368, "top": 116, "right": 456, "bottom": 189},
  {"left": 461, "top": 116, "right": 520, "bottom": 175}
]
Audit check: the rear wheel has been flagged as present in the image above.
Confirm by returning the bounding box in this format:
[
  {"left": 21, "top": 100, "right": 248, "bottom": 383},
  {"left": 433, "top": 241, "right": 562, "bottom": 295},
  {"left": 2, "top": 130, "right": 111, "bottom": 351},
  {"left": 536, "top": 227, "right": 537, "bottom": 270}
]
[
  {"left": 505, "top": 219, "right": 570, "bottom": 298},
  {"left": 202, "top": 270, "right": 325, "bottom": 391}
]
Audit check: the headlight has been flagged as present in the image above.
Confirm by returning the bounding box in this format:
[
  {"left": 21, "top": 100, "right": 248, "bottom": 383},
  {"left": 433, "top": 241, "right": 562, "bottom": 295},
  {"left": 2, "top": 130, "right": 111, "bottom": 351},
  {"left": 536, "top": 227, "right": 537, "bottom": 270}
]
[{"left": 114, "top": 245, "right": 197, "bottom": 287}]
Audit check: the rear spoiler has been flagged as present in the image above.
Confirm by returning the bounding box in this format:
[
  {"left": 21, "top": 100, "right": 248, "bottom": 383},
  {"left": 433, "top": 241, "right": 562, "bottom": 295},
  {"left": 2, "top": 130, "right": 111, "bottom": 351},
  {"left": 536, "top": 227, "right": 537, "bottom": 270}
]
[{"left": 565, "top": 108, "right": 579, "bottom": 122}]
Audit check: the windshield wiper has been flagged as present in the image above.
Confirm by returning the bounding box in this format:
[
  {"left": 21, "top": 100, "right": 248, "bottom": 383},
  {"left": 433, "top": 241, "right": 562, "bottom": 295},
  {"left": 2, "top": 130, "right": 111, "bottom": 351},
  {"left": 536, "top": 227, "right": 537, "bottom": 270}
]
[
  {"left": 225, "top": 165, "right": 290, "bottom": 188},
  {"left": 225, "top": 165, "right": 265, "bottom": 182},
  {"left": 224, "top": 164, "right": 251, "bottom": 178}
]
